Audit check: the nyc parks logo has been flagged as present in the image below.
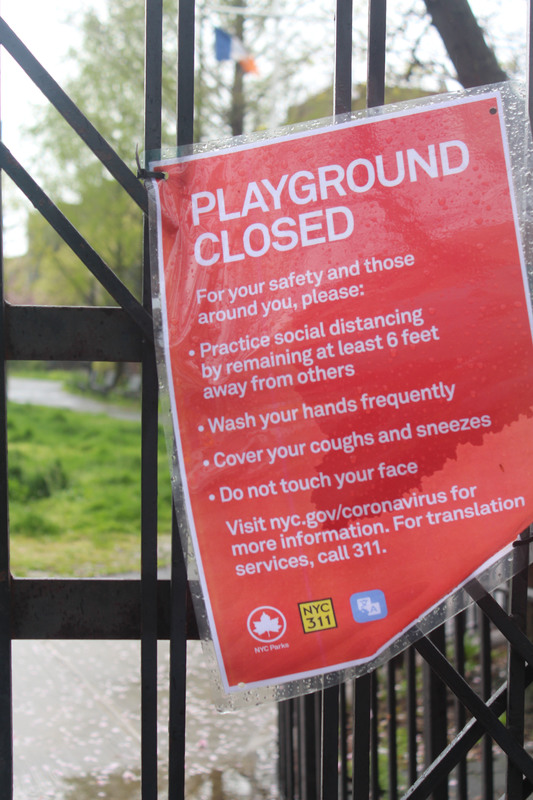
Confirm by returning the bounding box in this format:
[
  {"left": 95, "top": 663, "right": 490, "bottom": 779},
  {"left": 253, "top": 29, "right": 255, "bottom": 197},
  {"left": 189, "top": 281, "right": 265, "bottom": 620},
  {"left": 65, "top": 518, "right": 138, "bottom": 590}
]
[{"left": 247, "top": 606, "right": 287, "bottom": 643}]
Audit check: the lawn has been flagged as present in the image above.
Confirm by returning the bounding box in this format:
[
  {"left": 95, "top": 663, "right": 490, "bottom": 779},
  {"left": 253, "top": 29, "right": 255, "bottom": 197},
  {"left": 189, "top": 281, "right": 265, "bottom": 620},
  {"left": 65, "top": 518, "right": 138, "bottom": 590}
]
[{"left": 7, "top": 401, "right": 173, "bottom": 576}]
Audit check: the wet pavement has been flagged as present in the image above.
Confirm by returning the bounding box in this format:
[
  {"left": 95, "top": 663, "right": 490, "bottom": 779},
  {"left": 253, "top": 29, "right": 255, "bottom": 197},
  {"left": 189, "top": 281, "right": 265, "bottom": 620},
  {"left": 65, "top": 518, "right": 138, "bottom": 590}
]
[
  {"left": 8, "top": 377, "right": 279, "bottom": 799},
  {"left": 13, "top": 640, "right": 279, "bottom": 800}
]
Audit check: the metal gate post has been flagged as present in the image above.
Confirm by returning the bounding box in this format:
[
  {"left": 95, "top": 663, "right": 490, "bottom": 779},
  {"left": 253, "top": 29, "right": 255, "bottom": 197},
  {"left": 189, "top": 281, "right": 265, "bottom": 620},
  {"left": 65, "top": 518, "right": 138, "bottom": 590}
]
[
  {"left": 167, "top": 2, "right": 196, "bottom": 798},
  {"left": 506, "top": 536, "right": 530, "bottom": 798},
  {"left": 352, "top": 674, "right": 372, "bottom": 800},
  {"left": 141, "top": 2, "right": 163, "bottom": 797},
  {"left": 0, "top": 141, "right": 13, "bottom": 798},
  {"left": 299, "top": 693, "right": 319, "bottom": 800},
  {"left": 321, "top": 685, "right": 340, "bottom": 800},
  {"left": 422, "top": 626, "right": 449, "bottom": 800}
]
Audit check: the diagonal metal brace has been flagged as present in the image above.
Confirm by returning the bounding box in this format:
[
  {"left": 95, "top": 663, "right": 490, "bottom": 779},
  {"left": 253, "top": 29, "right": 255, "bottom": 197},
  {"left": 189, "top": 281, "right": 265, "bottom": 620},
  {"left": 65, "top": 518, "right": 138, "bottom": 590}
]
[
  {"left": 0, "top": 144, "right": 153, "bottom": 341},
  {"left": 466, "top": 578, "right": 533, "bottom": 668},
  {"left": 414, "top": 635, "right": 533, "bottom": 784},
  {"left": 0, "top": 17, "right": 147, "bottom": 213},
  {"left": 401, "top": 668, "right": 533, "bottom": 800}
]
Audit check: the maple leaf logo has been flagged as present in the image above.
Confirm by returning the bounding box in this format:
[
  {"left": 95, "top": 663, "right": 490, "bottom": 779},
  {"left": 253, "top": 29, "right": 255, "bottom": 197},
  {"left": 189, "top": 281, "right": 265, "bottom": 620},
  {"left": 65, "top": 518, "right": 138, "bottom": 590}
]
[
  {"left": 247, "top": 606, "right": 287, "bottom": 642},
  {"left": 253, "top": 612, "right": 281, "bottom": 637}
]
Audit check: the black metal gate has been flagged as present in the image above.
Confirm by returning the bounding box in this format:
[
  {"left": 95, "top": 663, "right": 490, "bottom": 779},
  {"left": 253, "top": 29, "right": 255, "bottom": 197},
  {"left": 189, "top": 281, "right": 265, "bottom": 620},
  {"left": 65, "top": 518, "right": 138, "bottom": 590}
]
[{"left": 1, "top": 1, "right": 533, "bottom": 799}]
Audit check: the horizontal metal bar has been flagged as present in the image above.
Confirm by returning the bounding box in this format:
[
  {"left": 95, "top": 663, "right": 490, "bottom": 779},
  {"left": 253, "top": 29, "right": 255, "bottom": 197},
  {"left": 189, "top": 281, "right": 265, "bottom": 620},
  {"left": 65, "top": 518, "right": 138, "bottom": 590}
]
[
  {"left": 11, "top": 578, "right": 199, "bottom": 640},
  {"left": 1, "top": 145, "right": 153, "bottom": 341},
  {"left": 415, "top": 636, "right": 533, "bottom": 784},
  {"left": 0, "top": 17, "right": 147, "bottom": 213},
  {"left": 5, "top": 304, "right": 143, "bottom": 361}
]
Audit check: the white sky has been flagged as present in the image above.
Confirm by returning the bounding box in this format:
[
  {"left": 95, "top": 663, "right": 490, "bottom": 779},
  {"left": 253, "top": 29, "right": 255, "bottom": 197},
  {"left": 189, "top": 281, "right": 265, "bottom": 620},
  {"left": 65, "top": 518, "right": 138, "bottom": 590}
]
[
  {"left": 0, "top": 0, "right": 529, "bottom": 255},
  {"left": 1, "top": 0, "right": 104, "bottom": 148}
]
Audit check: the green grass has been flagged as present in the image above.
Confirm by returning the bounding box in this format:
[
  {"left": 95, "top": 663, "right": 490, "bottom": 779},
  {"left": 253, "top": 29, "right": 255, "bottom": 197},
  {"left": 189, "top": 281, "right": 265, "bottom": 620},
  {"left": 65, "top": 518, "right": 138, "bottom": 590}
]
[
  {"left": 9, "top": 361, "right": 89, "bottom": 382},
  {"left": 7, "top": 402, "right": 172, "bottom": 577}
]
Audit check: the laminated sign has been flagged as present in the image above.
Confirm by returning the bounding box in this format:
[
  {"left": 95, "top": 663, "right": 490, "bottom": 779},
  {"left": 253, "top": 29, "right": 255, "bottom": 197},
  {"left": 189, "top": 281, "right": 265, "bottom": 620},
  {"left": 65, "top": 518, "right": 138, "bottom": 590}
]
[{"left": 148, "top": 84, "right": 533, "bottom": 705}]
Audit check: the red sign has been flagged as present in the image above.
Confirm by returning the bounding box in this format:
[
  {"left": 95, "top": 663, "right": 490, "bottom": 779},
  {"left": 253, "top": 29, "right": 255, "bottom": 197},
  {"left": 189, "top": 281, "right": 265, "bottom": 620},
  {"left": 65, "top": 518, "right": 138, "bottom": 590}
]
[{"left": 150, "top": 90, "right": 533, "bottom": 697}]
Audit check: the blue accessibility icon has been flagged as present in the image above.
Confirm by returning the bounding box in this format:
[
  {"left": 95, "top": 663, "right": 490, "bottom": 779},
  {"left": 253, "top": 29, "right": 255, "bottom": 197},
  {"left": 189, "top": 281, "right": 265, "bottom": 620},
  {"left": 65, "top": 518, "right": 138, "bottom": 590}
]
[{"left": 350, "top": 590, "right": 388, "bottom": 623}]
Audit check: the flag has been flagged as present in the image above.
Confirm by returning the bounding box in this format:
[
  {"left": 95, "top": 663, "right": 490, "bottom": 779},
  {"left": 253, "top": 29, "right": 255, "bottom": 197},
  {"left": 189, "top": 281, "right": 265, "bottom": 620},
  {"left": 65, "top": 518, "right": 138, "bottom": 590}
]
[{"left": 214, "top": 27, "right": 258, "bottom": 74}]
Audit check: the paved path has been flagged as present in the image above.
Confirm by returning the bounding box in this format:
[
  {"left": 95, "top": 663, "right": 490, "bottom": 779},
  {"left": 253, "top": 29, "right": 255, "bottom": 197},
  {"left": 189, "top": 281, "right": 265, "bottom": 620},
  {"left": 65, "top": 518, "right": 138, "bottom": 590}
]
[{"left": 8, "top": 377, "right": 140, "bottom": 421}]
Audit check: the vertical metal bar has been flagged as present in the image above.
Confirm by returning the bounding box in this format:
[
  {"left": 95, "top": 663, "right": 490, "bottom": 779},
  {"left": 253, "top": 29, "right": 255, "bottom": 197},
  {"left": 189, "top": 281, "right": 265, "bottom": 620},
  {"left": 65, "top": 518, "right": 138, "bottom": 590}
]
[
  {"left": 278, "top": 699, "right": 295, "bottom": 800},
  {"left": 479, "top": 607, "right": 494, "bottom": 800},
  {"left": 300, "top": 693, "right": 319, "bottom": 800},
  {"left": 167, "top": 3, "right": 196, "bottom": 798},
  {"left": 506, "top": 539, "right": 530, "bottom": 800},
  {"left": 289, "top": 698, "right": 297, "bottom": 800},
  {"left": 370, "top": 671, "right": 380, "bottom": 800},
  {"left": 142, "top": 0, "right": 163, "bottom": 798},
  {"left": 321, "top": 685, "right": 340, "bottom": 800},
  {"left": 145, "top": 0, "right": 163, "bottom": 150},
  {"left": 453, "top": 613, "right": 467, "bottom": 800},
  {"left": 352, "top": 674, "right": 371, "bottom": 800},
  {"left": 366, "top": 0, "right": 387, "bottom": 108},
  {"left": 297, "top": 698, "right": 304, "bottom": 800},
  {"left": 339, "top": 683, "right": 349, "bottom": 800},
  {"left": 387, "top": 659, "right": 398, "bottom": 800},
  {"left": 406, "top": 647, "right": 418, "bottom": 786},
  {"left": 168, "top": 513, "right": 187, "bottom": 799},
  {"left": 177, "top": 0, "right": 195, "bottom": 146},
  {"left": 315, "top": 691, "right": 323, "bottom": 795},
  {"left": 0, "top": 80, "right": 13, "bottom": 799},
  {"left": 288, "top": 698, "right": 297, "bottom": 800},
  {"left": 278, "top": 701, "right": 287, "bottom": 799},
  {"left": 527, "top": 0, "right": 533, "bottom": 122},
  {"left": 140, "top": 339, "right": 160, "bottom": 800},
  {"left": 422, "top": 625, "right": 448, "bottom": 800},
  {"left": 334, "top": 0, "right": 353, "bottom": 115}
]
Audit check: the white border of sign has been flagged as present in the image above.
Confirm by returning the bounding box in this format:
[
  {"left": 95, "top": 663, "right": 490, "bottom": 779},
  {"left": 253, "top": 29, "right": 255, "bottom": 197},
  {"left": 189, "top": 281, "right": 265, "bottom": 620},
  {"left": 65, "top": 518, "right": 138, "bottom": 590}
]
[{"left": 147, "top": 82, "right": 533, "bottom": 708}]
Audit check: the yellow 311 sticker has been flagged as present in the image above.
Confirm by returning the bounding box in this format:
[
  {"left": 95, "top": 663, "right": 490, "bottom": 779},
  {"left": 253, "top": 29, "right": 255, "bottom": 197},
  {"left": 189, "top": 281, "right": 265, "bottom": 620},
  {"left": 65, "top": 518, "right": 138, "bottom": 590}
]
[{"left": 299, "top": 598, "right": 337, "bottom": 633}]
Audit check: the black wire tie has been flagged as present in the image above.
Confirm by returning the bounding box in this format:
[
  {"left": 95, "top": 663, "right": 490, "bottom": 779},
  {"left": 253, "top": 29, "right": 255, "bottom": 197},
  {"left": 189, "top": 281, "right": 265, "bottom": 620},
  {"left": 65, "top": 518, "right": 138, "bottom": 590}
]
[
  {"left": 512, "top": 534, "right": 533, "bottom": 547},
  {"left": 135, "top": 144, "right": 167, "bottom": 180}
]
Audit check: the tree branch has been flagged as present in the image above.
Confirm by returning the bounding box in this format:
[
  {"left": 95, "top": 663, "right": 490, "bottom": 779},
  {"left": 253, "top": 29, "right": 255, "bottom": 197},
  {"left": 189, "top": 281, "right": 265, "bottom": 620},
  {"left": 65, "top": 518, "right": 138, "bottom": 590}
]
[{"left": 423, "top": 0, "right": 507, "bottom": 87}]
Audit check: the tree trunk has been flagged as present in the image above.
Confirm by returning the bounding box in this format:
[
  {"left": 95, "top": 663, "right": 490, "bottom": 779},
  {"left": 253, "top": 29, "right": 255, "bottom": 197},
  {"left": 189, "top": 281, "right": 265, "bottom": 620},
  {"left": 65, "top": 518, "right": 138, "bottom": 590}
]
[
  {"left": 229, "top": 9, "right": 245, "bottom": 136},
  {"left": 423, "top": 0, "right": 508, "bottom": 88},
  {"left": 230, "top": 62, "right": 245, "bottom": 136}
]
